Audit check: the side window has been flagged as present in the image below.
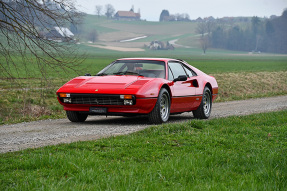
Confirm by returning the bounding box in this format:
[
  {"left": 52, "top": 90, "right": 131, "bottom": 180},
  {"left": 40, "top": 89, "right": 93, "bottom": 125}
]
[
  {"left": 182, "top": 65, "right": 196, "bottom": 77},
  {"left": 168, "top": 66, "right": 174, "bottom": 81},
  {"left": 168, "top": 62, "right": 187, "bottom": 79}
]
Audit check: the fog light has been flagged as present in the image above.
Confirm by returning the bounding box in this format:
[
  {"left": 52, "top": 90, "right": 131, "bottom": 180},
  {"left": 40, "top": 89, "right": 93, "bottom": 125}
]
[
  {"left": 63, "top": 98, "right": 72, "bottom": 103},
  {"left": 124, "top": 100, "right": 133, "bottom": 105}
]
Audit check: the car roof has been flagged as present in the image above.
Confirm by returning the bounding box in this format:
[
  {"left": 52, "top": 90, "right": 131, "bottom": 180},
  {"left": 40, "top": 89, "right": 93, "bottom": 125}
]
[{"left": 117, "top": 58, "right": 185, "bottom": 62}]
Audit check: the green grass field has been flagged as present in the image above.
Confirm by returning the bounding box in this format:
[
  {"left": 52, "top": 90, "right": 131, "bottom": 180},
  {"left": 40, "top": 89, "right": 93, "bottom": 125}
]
[
  {"left": 0, "top": 52, "right": 286, "bottom": 124},
  {"left": 1, "top": 110, "right": 286, "bottom": 190},
  {"left": 82, "top": 15, "right": 198, "bottom": 43},
  {"left": 1, "top": 48, "right": 286, "bottom": 79},
  {"left": 0, "top": 15, "right": 286, "bottom": 124}
]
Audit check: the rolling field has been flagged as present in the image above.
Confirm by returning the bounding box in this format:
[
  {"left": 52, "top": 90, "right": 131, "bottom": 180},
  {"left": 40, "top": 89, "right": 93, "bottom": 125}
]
[
  {"left": 83, "top": 15, "right": 197, "bottom": 37},
  {"left": 0, "top": 51, "right": 287, "bottom": 125},
  {"left": 0, "top": 16, "right": 286, "bottom": 125},
  {"left": 81, "top": 15, "right": 199, "bottom": 49}
]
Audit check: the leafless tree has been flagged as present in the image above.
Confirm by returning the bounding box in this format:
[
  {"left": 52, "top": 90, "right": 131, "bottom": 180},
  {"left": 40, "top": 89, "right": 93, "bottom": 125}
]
[
  {"left": 205, "top": 21, "right": 215, "bottom": 36},
  {"left": 200, "top": 35, "right": 209, "bottom": 54},
  {"left": 196, "top": 21, "right": 215, "bottom": 54},
  {"left": 0, "top": 0, "right": 84, "bottom": 79},
  {"left": 196, "top": 22, "right": 207, "bottom": 37},
  {"left": 184, "top": 13, "right": 190, "bottom": 21},
  {"left": 105, "top": 4, "right": 115, "bottom": 19},
  {"left": 95, "top": 5, "right": 102, "bottom": 18},
  {"left": 87, "top": 29, "right": 98, "bottom": 43}
]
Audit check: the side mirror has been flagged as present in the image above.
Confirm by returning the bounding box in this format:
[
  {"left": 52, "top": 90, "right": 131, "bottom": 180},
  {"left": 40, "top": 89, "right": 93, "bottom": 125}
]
[
  {"left": 173, "top": 75, "right": 187, "bottom": 82},
  {"left": 85, "top": 73, "right": 91, "bottom": 76}
]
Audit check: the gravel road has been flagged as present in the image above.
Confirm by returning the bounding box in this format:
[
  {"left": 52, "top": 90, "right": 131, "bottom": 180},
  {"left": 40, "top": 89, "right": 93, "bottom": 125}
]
[{"left": 1, "top": 95, "right": 287, "bottom": 153}]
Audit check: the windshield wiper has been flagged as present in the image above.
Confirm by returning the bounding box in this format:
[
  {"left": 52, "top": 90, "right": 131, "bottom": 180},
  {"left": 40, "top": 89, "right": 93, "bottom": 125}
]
[
  {"left": 113, "top": 71, "right": 143, "bottom": 76},
  {"left": 113, "top": 71, "right": 125, "bottom": 75},
  {"left": 96, "top": 73, "right": 107, "bottom": 76}
]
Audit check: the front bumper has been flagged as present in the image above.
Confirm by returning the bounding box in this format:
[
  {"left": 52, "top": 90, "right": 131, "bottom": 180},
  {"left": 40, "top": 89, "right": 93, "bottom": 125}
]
[{"left": 58, "top": 97, "right": 157, "bottom": 114}]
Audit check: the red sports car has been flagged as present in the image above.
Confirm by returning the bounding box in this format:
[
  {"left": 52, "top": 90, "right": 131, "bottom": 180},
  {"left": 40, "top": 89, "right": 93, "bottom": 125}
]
[{"left": 57, "top": 58, "right": 218, "bottom": 124}]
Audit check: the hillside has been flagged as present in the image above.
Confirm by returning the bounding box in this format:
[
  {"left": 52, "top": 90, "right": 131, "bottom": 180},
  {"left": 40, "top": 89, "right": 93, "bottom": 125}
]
[{"left": 79, "top": 15, "right": 199, "bottom": 51}]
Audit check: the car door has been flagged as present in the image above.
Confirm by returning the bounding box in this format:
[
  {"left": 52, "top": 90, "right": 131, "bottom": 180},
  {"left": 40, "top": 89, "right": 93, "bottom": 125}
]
[{"left": 168, "top": 61, "right": 198, "bottom": 113}]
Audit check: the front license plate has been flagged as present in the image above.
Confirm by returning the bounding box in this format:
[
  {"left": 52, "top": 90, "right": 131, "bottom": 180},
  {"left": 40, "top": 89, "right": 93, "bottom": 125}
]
[{"left": 90, "top": 107, "right": 107, "bottom": 114}]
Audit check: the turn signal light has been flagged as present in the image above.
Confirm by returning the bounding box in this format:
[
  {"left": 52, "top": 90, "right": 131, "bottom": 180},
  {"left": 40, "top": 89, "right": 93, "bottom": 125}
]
[
  {"left": 59, "top": 93, "right": 70, "bottom": 98},
  {"left": 120, "top": 95, "right": 133, "bottom": 99},
  {"left": 124, "top": 95, "right": 132, "bottom": 99}
]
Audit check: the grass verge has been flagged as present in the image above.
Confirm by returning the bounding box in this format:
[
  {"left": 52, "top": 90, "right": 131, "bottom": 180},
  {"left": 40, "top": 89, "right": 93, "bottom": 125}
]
[
  {"left": 214, "top": 71, "right": 287, "bottom": 101},
  {"left": 0, "top": 110, "right": 286, "bottom": 190}
]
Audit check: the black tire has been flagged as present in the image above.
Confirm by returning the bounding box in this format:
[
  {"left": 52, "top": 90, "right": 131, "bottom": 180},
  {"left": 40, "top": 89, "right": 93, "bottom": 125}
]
[
  {"left": 193, "top": 86, "right": 212, "bottom": 119},
  {"left": 148, "top": 88, "right": 170, "bottom": 124},
  {"left": 66, "top": 111, "right": 88, "bottom": 122}
]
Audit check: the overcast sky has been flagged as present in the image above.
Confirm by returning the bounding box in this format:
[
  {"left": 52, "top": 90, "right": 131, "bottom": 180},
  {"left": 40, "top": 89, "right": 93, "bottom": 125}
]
[{"left": 76, "top": 0, "right": 287, "bottom": 21}]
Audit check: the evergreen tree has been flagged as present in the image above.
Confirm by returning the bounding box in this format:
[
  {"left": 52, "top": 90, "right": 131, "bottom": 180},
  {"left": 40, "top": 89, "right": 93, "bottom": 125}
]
[{"left": 159, "top": 10, "right": 169, "bottom": 22}]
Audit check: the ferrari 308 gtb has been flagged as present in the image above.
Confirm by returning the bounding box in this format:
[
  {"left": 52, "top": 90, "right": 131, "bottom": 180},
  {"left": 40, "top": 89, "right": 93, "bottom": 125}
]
[{"left": 57, "top": 58, "right": 218, "bottom": 124}]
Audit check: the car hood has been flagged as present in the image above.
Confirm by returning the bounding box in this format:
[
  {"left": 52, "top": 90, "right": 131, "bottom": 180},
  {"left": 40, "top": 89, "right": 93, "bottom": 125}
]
[{"left": 57, "top": 75, "right": 154, "bottom": 94}]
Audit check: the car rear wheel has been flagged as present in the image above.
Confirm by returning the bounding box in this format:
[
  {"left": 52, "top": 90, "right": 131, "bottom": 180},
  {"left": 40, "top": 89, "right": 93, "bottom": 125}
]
[
  {"left": 66, "top": 111, "right": 88, "bottom": 122},
  {"left": 148, "top": 88, "right": 170, "bottom": 124},
  {"left": 193, "top": 86, "right": 212, "bottom": 119}
]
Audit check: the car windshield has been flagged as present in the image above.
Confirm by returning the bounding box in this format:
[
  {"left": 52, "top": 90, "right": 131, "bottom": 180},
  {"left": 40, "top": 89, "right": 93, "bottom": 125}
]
[{"left": 97, "top": 60, "right": 166, "bottom": 79}]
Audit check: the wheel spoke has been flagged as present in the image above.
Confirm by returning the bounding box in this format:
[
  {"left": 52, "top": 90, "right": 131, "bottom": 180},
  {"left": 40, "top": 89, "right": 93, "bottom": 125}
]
[
  {"left": 203, "top": 91, "right": 211, "bottom": 115},
  {"left": 160, "top": 94, "right": 169, "bottom": 120}
]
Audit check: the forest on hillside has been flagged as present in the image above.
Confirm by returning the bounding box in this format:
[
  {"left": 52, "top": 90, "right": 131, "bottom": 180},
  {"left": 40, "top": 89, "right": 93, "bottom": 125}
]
[{"left": 210, "top": 10, "right": 287, "bottom": 54}]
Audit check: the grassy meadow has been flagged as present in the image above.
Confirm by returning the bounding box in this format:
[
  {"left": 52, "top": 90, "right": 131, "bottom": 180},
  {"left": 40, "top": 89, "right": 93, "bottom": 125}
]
[
  {"left": 0, "top": 50, "right": 287, "bottom": 124},
  {"left": 1, "top": 110, "right": 286, "bottom": 190}
]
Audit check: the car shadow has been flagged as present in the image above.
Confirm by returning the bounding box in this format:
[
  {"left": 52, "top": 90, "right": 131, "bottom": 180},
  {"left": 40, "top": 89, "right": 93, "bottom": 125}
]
[{"left": 81, "top": 113, "right": 193, "bottom": 126}]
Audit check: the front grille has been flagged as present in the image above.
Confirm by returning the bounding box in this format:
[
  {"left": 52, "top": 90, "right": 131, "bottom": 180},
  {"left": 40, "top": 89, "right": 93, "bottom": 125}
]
[
  {"left": 59, "top": 94, "right": 136, "bottom": 105},
  {"left": 72, "top": 96, "right": 123, "bottom": 105},
  {"left": 71, "top": 94, "right": 123, "bottom": 105}
]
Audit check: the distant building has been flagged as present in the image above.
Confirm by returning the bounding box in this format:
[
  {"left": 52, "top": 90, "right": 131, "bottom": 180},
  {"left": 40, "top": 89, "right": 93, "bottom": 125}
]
[
  {"left": 45, "top": 27, "right": 74, "bottom": 42},
  {"left": 270, "top": 15, "right": 278, "bottom": 20},
  {"left": 195, "top": 17, "right": 203, "bottom": 22},
  {"left": 149, "top": 40, "right": 174, "bottom": 50},
  {"left": 114, "top": 10, "right": 141, "bottom": 21},
  {"left": 203, "top": 16, "right": 215, "bottom": 22}
]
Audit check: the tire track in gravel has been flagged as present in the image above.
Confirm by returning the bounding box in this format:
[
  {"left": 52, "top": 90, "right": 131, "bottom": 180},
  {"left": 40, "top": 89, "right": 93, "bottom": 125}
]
[{"left": 1, "top": 95, "right": 287, "bottom": 153}]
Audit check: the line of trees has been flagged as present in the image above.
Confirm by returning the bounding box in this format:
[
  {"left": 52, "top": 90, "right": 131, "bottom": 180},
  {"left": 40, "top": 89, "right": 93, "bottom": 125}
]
[
  {"left": 94, "top": 4, "right": 115, "bottom": 19},
  {"left": 159, "top": 10, "right": 190, "bottom": 22},
  {"left": 209, "top": 10, "right": 287, "bottom": 54}
]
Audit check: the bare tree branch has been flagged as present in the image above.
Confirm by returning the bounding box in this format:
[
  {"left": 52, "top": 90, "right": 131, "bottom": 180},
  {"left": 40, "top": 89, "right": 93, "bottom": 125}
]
[
  {"left": 95, "top": 5, "right": 102, "bottom": 18},
  {"left": 0, "top": 0, "right": 85, "bottom": 79},
  {"left": 196, "top": 21, "right": 215, "bottom": 54}
]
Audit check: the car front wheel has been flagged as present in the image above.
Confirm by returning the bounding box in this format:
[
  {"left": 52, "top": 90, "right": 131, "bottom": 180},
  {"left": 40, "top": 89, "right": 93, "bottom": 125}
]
[
  {"left": 148, "top": 88, "right": 170, "bottom": 124},
  {"left": 193, "top": 86, "right": 212, "bottom": 119},
  {"left": 66, "top": 111, "right": 88, "bottom": 122}
]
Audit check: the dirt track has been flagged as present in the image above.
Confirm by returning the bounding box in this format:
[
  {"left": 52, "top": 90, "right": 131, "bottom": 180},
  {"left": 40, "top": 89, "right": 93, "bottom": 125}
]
[{"left": 1, "top": 95, "right": 287, "bottom": 153}]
